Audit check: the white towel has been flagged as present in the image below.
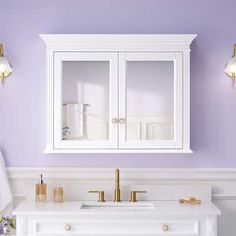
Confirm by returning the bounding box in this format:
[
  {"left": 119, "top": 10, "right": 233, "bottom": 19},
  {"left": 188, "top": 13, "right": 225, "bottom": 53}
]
[{"left": 0, "top": 150, "right": 12, "bottom": 215}]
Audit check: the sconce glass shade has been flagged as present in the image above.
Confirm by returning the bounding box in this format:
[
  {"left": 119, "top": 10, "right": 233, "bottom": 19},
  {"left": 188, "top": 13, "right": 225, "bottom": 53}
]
[
  {"left": 0, "top": 56, "right": 13, "bottom": 78},
  {"left": 0, "top": 44, "right": 13, "bottom": 81},
  {"left": 224, "top": 45, "right": 236, "bottom": 86}
]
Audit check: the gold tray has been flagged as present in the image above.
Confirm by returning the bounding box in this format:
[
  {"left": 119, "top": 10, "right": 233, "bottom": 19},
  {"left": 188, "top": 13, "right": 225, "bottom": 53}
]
[{"left": 179, "top": 197, "right": 201, "bottom": 205}]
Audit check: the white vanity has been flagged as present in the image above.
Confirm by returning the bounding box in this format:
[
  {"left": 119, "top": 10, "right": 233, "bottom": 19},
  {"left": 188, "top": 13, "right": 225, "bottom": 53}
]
[
  {"left": 40, "top": 34, "right": 196, "bottom": 153},
  {"left": 14, "top": 184, "right": 221, "bottom": 236}
]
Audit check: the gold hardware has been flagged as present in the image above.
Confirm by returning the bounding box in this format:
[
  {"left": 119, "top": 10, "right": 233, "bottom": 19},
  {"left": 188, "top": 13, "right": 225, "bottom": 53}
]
[
  {"left": 88, "top": 190, "right": 105, "bottom": 202},
  {"left": 162, "top": 225, "right": 169, "bottom": 232},
  {"left": 0, "top": 44, "right": 4, "bottom": 57},
  {"left": 112, "top": 118, "right": 118, "bottom": 124},
  {"left": 119, "top": 118, "right": 126, "bottom": 124},
  {"left": 114, "top": 169, "right": 121, "bottom": 202},
  {"left": 130, "top": 191, "right": 147, "bottom": 202},
  {"left": 65, "top": 224, "right": 71, "bottom": 231},
  {"left": 1, "top": 73, "right": 4, "bottom": 84},
  {"left": 233, "top": 44, "right": 236, "bottom": 57},
  {"left": 179, "top": 197, "right": 201, "bottom": 205}
]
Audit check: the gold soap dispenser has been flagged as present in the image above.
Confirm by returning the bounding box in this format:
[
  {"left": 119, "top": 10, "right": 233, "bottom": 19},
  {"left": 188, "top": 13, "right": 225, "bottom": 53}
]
[{"left": 35, "top": 174, "right": 47, "bottom": 202}]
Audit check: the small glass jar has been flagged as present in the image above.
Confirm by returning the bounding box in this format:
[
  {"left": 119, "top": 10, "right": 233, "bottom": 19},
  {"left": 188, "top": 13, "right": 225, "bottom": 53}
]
[{"left": 53, "top": 184, "right": 64, "bottom": 203}]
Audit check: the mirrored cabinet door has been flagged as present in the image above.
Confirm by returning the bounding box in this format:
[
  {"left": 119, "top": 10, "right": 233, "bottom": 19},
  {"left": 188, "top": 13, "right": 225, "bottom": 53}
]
[
  {"left": 119, "top": 52, "right": 183, "bottom": 149},
  {"left": 53, "top": 52, "right": 118, "bottom": 149}
]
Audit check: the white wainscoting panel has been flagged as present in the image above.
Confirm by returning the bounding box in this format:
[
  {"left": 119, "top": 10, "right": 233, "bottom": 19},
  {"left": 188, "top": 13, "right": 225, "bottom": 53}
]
[{"left": 7, "top": 168, "right": 236, "bottom": 236}]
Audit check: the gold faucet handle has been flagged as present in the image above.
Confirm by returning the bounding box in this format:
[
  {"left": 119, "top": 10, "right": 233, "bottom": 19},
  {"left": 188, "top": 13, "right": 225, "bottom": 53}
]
[
  {"left": 88, "top": 191, "right": 105, "bottom": 202},
  {"left": 130, "top": 191, "right": 147, "bottom": 202}
]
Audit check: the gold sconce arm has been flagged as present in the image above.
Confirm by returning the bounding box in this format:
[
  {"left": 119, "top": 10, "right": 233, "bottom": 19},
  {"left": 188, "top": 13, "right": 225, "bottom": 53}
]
[{"left": 0, "top": 44, "right": 4, "bottom": 56}]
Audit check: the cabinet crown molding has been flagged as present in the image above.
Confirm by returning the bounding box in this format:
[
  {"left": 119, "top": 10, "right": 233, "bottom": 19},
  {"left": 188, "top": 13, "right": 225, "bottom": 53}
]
[{"left": 40, "top": 34, "right": 197, "bottom": 51}]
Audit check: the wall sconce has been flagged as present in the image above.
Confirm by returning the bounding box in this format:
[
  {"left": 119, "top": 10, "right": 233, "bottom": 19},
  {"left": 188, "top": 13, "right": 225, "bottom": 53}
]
[
  {"left": 0, "top": 43, "right": 13, "bottom": 84},
  {"left": 225, "top": 44, "right": 236, "bottom": 87}
]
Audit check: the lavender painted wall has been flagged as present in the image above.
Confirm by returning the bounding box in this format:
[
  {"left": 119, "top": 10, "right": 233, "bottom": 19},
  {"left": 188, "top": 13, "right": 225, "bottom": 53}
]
[{"left": 1, "top": 0, "right": 236, "bottom": 167}]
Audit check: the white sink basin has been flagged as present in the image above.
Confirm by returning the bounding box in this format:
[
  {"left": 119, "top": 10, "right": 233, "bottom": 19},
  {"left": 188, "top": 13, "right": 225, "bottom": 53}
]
[{"left": 81, "top": 202, "right": 154, "bottom": 211}]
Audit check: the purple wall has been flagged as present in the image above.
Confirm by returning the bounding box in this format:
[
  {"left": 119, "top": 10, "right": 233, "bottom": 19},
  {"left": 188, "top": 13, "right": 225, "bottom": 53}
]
[{"left": 1, "top": 0, "right": 236, "bottom": 167}]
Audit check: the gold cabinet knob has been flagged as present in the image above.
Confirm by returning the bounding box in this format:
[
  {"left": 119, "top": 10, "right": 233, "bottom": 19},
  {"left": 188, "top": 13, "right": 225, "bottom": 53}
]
[
  {"left": 130, "top": 191, "right": 146, "bottom": 202},
  {"left": 162, "top": 224, "right": 169, "bottom": 232},
  {"left": 112, "top": 118, "right": 118, "bottom": 124},
  {"left": 119, "top": 118, "right": 126, "bottom": 124},
  {"left": 65, "top": 224, "right": 71, "bottom": 231},
  {"left": 88, "top": 190, "right": 105, "bottom": 202}
]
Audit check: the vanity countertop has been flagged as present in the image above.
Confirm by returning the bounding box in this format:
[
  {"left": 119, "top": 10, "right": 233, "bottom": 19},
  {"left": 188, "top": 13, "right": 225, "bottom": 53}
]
[{"left": 13, "top": 201, "right": 221, "bottom": 216}]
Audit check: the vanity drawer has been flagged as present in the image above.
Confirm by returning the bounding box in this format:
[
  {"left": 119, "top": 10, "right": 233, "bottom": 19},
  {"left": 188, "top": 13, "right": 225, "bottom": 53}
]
[{"left": 28, "top": 217, "right": 200, "bottom": 235}]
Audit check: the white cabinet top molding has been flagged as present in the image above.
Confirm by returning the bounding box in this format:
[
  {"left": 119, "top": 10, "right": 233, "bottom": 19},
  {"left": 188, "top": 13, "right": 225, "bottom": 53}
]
[{"left": 40, "top": 34, "right": 197, "bottom": 51}]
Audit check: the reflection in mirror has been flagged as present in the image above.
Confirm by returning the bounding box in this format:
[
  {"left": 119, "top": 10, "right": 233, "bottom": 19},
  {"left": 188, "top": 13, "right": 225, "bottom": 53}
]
[
  {"left": 126, "top": 61, "right": 174, "bottom": 141},
  {"left": 62, "top": 61, "right": 110, "bottom": 141}
]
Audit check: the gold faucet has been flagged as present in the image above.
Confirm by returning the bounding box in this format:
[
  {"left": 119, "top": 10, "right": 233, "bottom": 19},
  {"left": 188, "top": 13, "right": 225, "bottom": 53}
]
[{"left": 114, "top": 169, "right": 121, "bottom": 202}]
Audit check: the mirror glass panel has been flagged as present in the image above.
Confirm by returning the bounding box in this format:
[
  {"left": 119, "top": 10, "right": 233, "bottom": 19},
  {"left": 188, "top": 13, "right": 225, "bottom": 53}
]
[
  {"left": 126, "top": 61, "right": 174, "bottom": 141},
  {"left": 62, "top": 61, "right": 110, "bottom": 141}
]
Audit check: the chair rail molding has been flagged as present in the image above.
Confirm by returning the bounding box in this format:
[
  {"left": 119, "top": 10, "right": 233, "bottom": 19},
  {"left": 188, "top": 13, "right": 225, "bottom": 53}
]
[{"left": 7, "top": 167, "right": 236, "bottom": 200}]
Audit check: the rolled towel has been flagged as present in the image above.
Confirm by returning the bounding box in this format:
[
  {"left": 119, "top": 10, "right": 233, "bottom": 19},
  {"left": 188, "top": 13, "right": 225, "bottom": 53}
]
[{"left": 0, "top": 150, "right": 12, "bottom": 215}]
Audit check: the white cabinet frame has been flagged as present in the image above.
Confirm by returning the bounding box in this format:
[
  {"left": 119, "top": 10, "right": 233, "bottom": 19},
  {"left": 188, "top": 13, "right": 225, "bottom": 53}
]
[{"left": 40, "top": 34, "right": 197, "bottom": 154}]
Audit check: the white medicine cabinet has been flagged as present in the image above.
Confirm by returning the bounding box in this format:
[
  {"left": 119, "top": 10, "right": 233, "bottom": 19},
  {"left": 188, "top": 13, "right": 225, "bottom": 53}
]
[{"left": 41, "top": 34, "right": 196, "bottom": 153}]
